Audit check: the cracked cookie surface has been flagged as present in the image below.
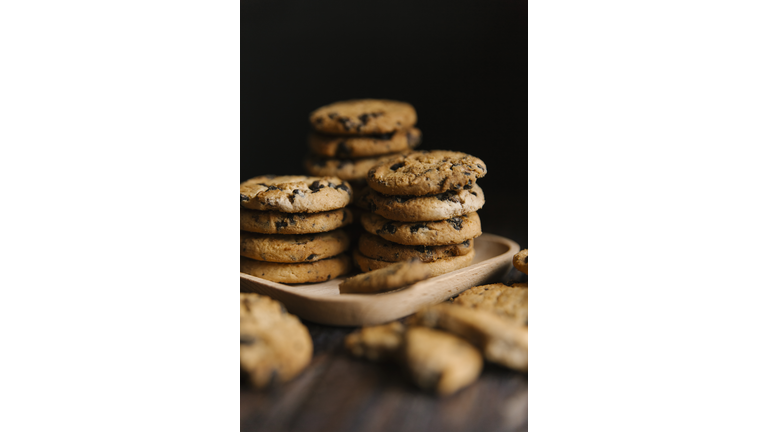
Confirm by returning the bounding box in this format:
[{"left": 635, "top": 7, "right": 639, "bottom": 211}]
[
  {"left": 240, "top": 175, "right": 352, "bottom": 213},
  {"left": 240, "top": 208, "right": 353, "bottom": 235},
  {"left": 240, "top": 254, "right": 351, "bottom": 284},
  {"left": 240, "top": 230, "right": 349, "bottom": 263},
  {"left": 360, "top": 211, "right": 482, "bottom": 246},
  {"left": 308, "top": 127, "right": 421, "bottom": 158},
  {"left": 310, "top": 99, "right": 417, "bottom": 135},
  {"left": 356, "top": 184, "right": 485, "bottom": 222},
  {"left": 366, "top": 150, "right": 487, "bottom": 196}
]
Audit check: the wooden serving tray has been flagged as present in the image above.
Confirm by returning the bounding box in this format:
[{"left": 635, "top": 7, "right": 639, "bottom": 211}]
[{"left": 240, "top": 233, "right": 520, "bottom": 326}]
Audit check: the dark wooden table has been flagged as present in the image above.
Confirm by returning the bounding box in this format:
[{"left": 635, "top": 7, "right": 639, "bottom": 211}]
[{"left": 241, "top": 266, "right": 528, "bottom": 432}]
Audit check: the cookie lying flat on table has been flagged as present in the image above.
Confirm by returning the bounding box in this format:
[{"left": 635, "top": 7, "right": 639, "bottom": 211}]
[
  {"left": 308, "top": 128, "right": 422, "bottom": 158},
  {"left": 356, "top": 184, "right": 485, "bottom": 222},
  {"left": 240, "top": 254, "right": 351, "bottom": 284},
  {"left": 304, "top": 153, "right": 405, "bottom": 182},
  {"left": 353, "top": 248, "right": 475, "bottom": 277},
  {"left": 366, "top": 150, "right": 487, "bottom": 196},
  {"left": 358, "top": 232, "right": 473, "bottom": 263},
  {"left": 240, "top": 208, "right": 353, "bottom": 235},
  {"left": 454, "top": 283, "right": 528, "bottom": 325},
  {"left": 339, "top": 258, "right": 431, "bottom": 294},
  {"left": 360, "top": 211, "right": 482, "bottom": 246},
  {"left": 345, "top": 321, "right": 405, "bottom": 362},
  {"left": 403, "top": 327, "right": 483, "bottom": 396},
  {"left": 310, "top": 99, "right": 417, "bottom": 135},
  {"left": 513, "top": 249, "right": 528, "bottom": 275},
  {"left": 240, "top": 230, "right": 349, "bottom": 263},
  {"left": 240, "top": 293, "right": 312, "bottom": 388},
  {"left": 409, "top": 303, "right": 528, "bottom": 372},
  {"left": 240, "top": 175, "right": 352, "bottom": 213}
]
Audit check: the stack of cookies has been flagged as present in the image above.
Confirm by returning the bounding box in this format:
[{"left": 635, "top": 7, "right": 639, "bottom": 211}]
[
  {"left": 353, "top": 150, "right": 487, "bottom": 277},
  {"left": 239, "top": 175, "right": 354, "bottom": 283},
  {"left": 304, "top": 99, "right": 422, "bottom": 194}
]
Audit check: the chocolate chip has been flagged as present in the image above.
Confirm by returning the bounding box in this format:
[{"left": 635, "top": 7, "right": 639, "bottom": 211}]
[
  {"left": 336, "top": 116, "right": 353, "bottom": 131},
  {"left": 415, "top": 245, "right": 428, "bottom": 253},
  {"left": 358, "top": 113, "right": 370, "bottom": 125},
  {"left": 336, "top": 141, "right": 351, "bottom": 158},
  {"left": 395, "top": 195, "right": 414, "bottom": 203},
  {"left": 275, "top": 220, "right": 288, "bottom": 230},
  {"left": 439, "top": 178, "right": 448, "bottom": 189},
  {"left": 328, "top": 182, "right": 336, "bottom": 188},
  {"left": 287, "top": 214, "right": 296, "bottom": 225},
  {"left": 462, "top": 240, "right": 470, "bottom": 246},
  {"left": 470, "top": 192, "right": 477, "bottom": 196},
  {"left": 390, "top": 162, "right": 405, "bottom": 171},
  {"left": 328, "top": 112, "right": 338, "bottom": 119},
  {"left": 476, "top": 163, "right": 486, "bottom": 172},
  {"left": 309, "top": 181, "right": 325, "bottom": 192},
  {"left": 240, "top": 335, "right": 259, "bottom": 345},
  {"left": 326, "top": 274, "right": 331, "bottom": 281},
  {"left": 368, "top": 202, "right": 378, "bottom": 212},
  {"left": 342, "top": 210, "right": 348, "bottom": 222},
  {"left": 447, "top": 217, "right": 463, "bottom": 230},
  {"left": 382, "top": 223, "right": 397, "bottom": 234},
  {"left": 463, "top": 183, "right": 472, "bottom": 189},
  {"left": 306, "top": 254, "right": 317, "bottom": 261},
  {"left": 410, "top": 223, "right": 428, "bottom": 233},
  {"left": 266, "top": 185, "right": 279, "bottom": 191},
  {"left": 293, "top": 189, "right": 304, "bottom": 197},
  {"left": 524, "top": 256, "right": 528, "bottom": 264},
  {"left": 335, "top": 183, "right": 351, "bottom": 195},
  {"left": 240, "top": 194, "right": 249, "bottom": 202}
]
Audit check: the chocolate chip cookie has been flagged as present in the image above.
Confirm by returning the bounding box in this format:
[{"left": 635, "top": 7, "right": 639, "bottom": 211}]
[
  {"left": 240, "top": 293, "right": 312, "bottom": 388},
  {"left": 353, "top": 248, "right": 476, "bottom": 277},
  {"left": 240, "top": 175, "right": 353, "bottom": 213},
  {"left": 310, "top": 99, "right": 417, "bottom": 135},
  {"left": 339, "top": 258, "right": 432, "bottom": 294},
  {"left": 240, "top": 230, "right": 349, "bottom": 263},
  {"left": 409, "top": 304, "right": 528, "bottom": 371},
  {"left": 360, "top": 211, "right": 482, "bottom": 246},
  {"left": 308, "top": 128, "right": 422, "bottom": 158},
  {"left": 513, "top": 249, "right": 528, "bottom": 275},
  {"left": 240, "top": 208, "right": 353, "bottom": 234},
  {"left": 366, "top": 150, "right": 487, "bottom": 196},
  {"left": 454, "top": 283, "right": 528, "bottom": 325},
  {"left": 356, "top": 184, "right": 485, "bottom": 222},
  {"left": 402, "top": 327, "right": 483, "bottom": 396},
  {"left": 240, "top": 254, "right": 351, "bottom": 284},
  {"left": 358, "top": 232, "right": 473, "bottom": 263}
]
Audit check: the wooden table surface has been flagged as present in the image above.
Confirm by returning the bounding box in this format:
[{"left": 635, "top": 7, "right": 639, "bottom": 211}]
[{"left": 240, "top": 266, "right": 528, "bottom": 432}]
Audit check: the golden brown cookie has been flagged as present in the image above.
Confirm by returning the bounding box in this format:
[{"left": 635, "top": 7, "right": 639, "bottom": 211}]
[
  {"left": 308, "top": 128, "right": 422, "bottom": 158},
  {"left": 360, "top": 211, "right": 482, "bottom": 246},
  {"left": 402, "top": 327, "right": 483, "bottom": 396},
  {"left": 240, "top": 230, "right": 349, "bottom": 263},
  {"left": 409, "top": 304, "right": 528, "bottom": 371},
  {"left": 304, "top": 153, "right": 405, "bottom": 182},
  {"left": 358, "top": 232, "right": 473, "bottom": 263},
  {"left": 240, "top": 293, "right": 313, "bottom": 388},
  {"left": 513, "top": 249, "right": 528, "bottom": 275},
  {"left": 353, "top": 248, "right": 475, "bottom": 277},
  {"left": 454, "top": 283, "right": 528, "bottom": 325},
  {"left": 240, "top": 175, "right": 352, "bottom": 213},
  {"left": 240, "top": 254, "right": 351, "bottom": 284},
  {"left": 339, "top": 258, "right": 432, "bottom": 294},
  {"left": 356, "top": 184, "right": 485, "bottom": 222},
  {"left": 366, "top": 150, "right": 487, "bottom": 196},
  {"left": 344, "top": 321, "right": 405, "bottom": 362},
  {"left": 310, "top": 99, "right": 417, "bottom": 135},
  {"left": 240, "top": 208, "right": 353, "bottom": 234}
]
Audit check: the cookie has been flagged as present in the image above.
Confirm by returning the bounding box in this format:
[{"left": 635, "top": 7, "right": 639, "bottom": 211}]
[
  {"left": 304, "top": 153, "right": 405, "bottom": 182},
  {"left": 240, "top": 254, "right": 351, "bottom": 283},
  {"left": 240, "top": 208, "right": 353, "bottom": 235},
  {"left": 360, "top": 211, "right": 482, "bottom": 246},
  {"left": 240, "top": 293, "right": 313, "bottom": 388},
  {"left": 308, "top": 128, "right": 422, "bottom": 158},
  {"left": 339, "top": 258, "right": 431, "bottom": 294},
  {"left": 356, "top": 184, "right": 485, "bottom": 222},
  {"left": 344, "top": 321, "right": 405, "bottom": 362},
  {"left": 454, "top": 283, "right": 528, "bottom": 325},
  {"left": 240, "top": 175, "right": 352, "bottom": 213},
  {"left": 366, "top": 150, "right": 487, "bottom": 196},
  {"left": 409, "top": 304, "right": 528, "bottom": 371},
  {"left": 358, "top": 232, "right": 473, "bottom": 263},
  {"left": 240, "top": 230, "right": 349, "bottom": 263},
  {"left": 513, "top": 249, "right": 528, "bottom": 275},
  {"left": 310, "top": 99, "right": 417, "bottom": 135},
  {"left": 402, "top": 327, "right": 483, "bottom": 396},
  {"left": 353, "top": 248, "right": 475, "bottom": 277}
]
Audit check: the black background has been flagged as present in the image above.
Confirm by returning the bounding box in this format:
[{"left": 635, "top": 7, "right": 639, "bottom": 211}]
[{"left": 241, "top": 0, "right": 527, "bottom": 247}]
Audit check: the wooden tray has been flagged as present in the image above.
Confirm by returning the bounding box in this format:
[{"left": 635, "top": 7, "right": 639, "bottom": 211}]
[{"left": 240, "top": 233, "right": 520, "bottom": 326}]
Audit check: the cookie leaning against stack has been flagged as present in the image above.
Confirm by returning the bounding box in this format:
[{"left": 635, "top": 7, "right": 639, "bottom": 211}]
[
  {"left": 304, "top": 99, "right": 422, "bottom": 193},
  {"left": 353, "top": 150, "right": 488, "bottom": 277},
  {"left": 240, "top": 175, "right": 354, "bottom": 283}
]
